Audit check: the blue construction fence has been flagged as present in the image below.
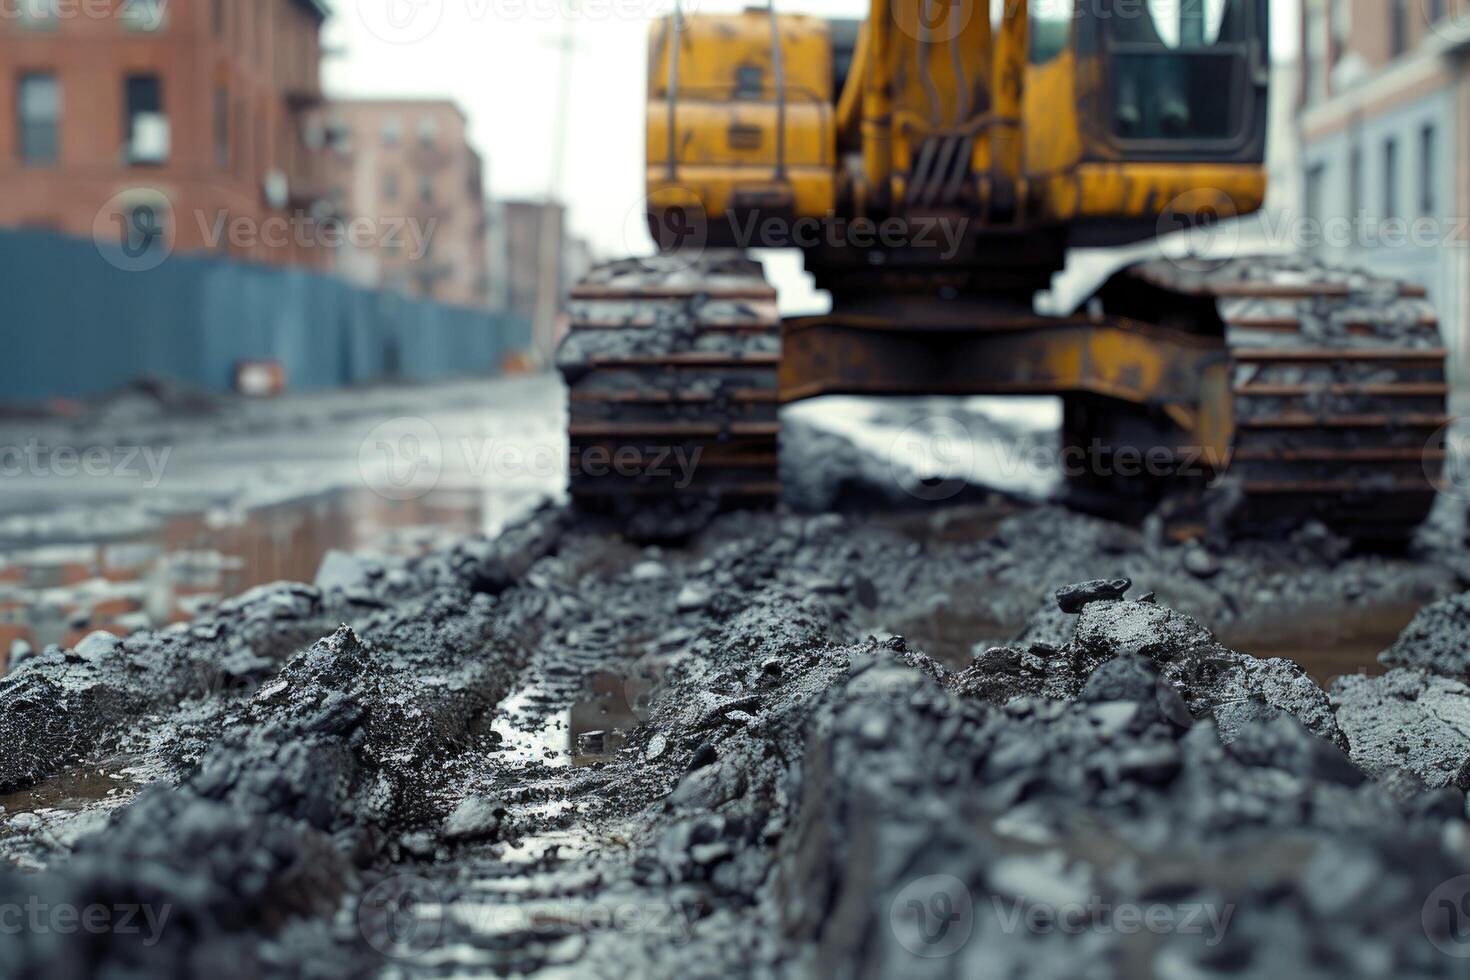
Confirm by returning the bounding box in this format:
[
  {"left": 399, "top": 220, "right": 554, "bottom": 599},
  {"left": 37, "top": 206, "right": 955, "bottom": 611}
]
[{"left": 1, "top": 229, "right": 532, "bottom": 403}]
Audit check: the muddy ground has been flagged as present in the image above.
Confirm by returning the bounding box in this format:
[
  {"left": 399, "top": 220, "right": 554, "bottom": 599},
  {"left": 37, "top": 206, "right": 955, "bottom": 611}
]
[{"left": 3, "top": 463, "right": 1470, "bottom": 978}]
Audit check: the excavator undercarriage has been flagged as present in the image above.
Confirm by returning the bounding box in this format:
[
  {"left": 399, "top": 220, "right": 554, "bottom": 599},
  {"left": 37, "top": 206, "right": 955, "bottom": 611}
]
[{"left": 558, "top": 252, "right": 1448, "bottom": 546}]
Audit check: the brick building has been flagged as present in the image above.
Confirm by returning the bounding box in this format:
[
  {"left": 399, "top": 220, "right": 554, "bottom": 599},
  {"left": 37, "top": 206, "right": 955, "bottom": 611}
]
[
  {"left": 0, "top": 0, "right": 333, "bottom": 268},
  {"left": 1298, "top": 0, "right": 1470, "bottom": 381},
  {"left": 310, "top": 98, "right": 492, "bottom": 308}
]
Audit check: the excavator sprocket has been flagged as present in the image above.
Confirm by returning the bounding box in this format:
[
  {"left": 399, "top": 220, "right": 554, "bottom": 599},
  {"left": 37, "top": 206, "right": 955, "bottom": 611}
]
[{"left": 556, "top": 253, "right": 781, "bottom": 535}]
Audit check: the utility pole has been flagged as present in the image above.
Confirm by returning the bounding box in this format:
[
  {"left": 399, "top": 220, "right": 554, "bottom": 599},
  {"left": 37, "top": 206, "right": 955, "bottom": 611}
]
[{"left": 532, "top": 8, "right": 578, "bottom": 367}]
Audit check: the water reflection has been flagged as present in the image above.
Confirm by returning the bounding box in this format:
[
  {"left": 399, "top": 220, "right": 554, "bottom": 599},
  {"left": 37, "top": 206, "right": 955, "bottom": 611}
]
[{"left": 0, "top": 486, "right": 543, "bottom": 661}]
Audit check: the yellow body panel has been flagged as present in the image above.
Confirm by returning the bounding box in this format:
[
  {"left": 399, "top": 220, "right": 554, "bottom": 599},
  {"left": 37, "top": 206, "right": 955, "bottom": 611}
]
[
  {"left": 646, "top": 3, "right": 1268, "bottom": 235},
  {"left": 646, "top": 13, "right": 837, "bottom": 228}
]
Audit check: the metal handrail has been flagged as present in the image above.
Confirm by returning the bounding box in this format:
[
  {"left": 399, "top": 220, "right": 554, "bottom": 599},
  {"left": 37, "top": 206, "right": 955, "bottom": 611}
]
[
  {"left": 667, "top": 2, "right": 682, "bottom": 180},
  {"left": 767, "top": 1, "right": 787, "bottom": 180}
]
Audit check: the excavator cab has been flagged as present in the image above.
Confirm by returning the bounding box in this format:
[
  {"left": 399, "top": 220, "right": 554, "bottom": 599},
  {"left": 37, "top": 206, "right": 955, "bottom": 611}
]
[
  {"left": 558, "top": 0, "right": 1448, "bottom": 548},
  {"left": 1105, "top": 0, "right": 1266, "bottom": 144}
]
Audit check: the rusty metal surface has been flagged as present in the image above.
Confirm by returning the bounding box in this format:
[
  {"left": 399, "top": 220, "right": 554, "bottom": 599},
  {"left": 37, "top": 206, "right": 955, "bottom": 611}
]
[{"left": 780, "top": 313, "right": 1228, "bottom": 406}]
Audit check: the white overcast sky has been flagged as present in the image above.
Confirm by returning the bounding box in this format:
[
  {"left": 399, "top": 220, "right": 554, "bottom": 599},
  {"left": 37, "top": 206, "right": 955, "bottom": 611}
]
[{"left": 324, "top": 1, "right": 1299, "bottom": 258}]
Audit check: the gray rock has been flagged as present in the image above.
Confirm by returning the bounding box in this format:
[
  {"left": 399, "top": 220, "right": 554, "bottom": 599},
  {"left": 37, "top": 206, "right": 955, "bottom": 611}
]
[
  {"left": 1380, "top": 591, "right": 1470, "bottom": 680},
  {"left": 1055, "top": 578, "right": 1132, "bottom": 614},
  {"left": 1183, "top": 544, "right": 1220, "bottom": 579},
  {"left": 1331, "top": 669, "right": 1470, "bottom": 789},
  {"left": 443, "top": 796, "right": 506, "bottom": 842}
]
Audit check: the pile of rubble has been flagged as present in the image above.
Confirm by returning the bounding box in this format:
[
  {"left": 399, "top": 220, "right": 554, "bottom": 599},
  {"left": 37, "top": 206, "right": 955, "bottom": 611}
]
[{"left": 2, "top": 504, "right": 1470, "bottom": 977}]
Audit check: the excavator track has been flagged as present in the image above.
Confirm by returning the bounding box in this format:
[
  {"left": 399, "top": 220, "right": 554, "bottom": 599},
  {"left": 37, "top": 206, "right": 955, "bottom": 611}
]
[
  {"left": 1128, "top": 256, "right": 1451, "bottom": 546},
  {"left": 556, "top": 253, "right": 781, "bottom": 533}
]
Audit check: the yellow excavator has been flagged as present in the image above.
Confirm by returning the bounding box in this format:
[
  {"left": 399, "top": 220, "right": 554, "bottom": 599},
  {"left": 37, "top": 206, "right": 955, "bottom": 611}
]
[{"left": 557, "top": 0, "right": 1448, "bottom": 545}]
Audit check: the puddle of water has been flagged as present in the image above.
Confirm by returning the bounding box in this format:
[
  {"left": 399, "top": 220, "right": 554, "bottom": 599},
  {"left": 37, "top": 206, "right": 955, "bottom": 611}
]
[
  {"left": 874, "top": 589, "right": 1025, "bottom": 670},
  {"left": 0, "top": 486, "right": 545, "bottom": 663},
  {"left": 1217, "top": 602, "right": 1422, "bottom": 685},
  {"left": 0, "top": 756, "right": 141, "bottom": 819},
  {"left": 492, "top": 690, "right": 574, "bottom": 769}
]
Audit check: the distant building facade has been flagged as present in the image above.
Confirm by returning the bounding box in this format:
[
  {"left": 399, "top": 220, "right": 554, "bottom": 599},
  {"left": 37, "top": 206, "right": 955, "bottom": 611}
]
[
  {"left": 1298, "top": 0, "right": 1470, "bottom": 379},
  {"left": 494, "top": 199, "right": 594, "bottom": 355},
  {"left": 0, "top": 0, "right": 333, "bottom": 268},
  {"left": 311, "top": 98, "right": 492, "bottom": 309}
]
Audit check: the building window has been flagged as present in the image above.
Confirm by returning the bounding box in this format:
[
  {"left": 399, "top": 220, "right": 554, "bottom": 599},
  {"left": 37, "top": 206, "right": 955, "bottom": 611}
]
[
  {"left": 382, "top": 117, "right": 402, "bottom": 146},
  {"left": 1390, "top": 0, "right": 1408, "bottom": 58},
  {"left": 213, "top": 0, "right": 226, "bottom": 38},
  {"left": 1421, "top": 125, "right": 1437, "bottom": 217},
  {"left": 418, "top": 115, "right": 438, "bottom": 146},
  {"left": 1304, "top": 163, "right": 1326, "bottom": 231},
  {"left": 1383, "top": 138, "right": 1399, "bottom": 221},
  {"left": 1426, "top": 0, "right": 1446, "bottom": 24},
  {"left": 17, "top": 73, "right": 60, "bottom": 166},
  {"left": 419, "top": 176, "right": 434, "bottom": 204},
  {"left": 384, "top": 171, "right": 400, "bottom": 201},
  {"left": 214, "top": 87, "right": 230, "bottom": 169},
  {"left": 125, "top": 75, "right": 169, "bottom": 165},
  {"left": 1330, "top": 0, "right": 1350, "bottom": 59}
]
